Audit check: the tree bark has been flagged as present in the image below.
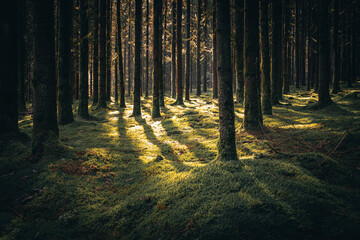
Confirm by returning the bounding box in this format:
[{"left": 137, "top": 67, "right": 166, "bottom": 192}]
[
  {"left": 152, "top": 0, "right": 162, "bottom": 119},
  {"left": 117, "top": 0, "right": 126, "bottom": 108},
  {"left": 171, "top": 0, "right": 177, "bottom": 98},
  {"left": 271, "top": 0, "right": 282, "bottom": 105},
  {"left": 106, "top": 0, "right": 112, "bottom": 101},
  {"left": 93, "top": 0, "right": 99, "bottom": 105},
  {"left": 260, "top": 0, "right": 272, "bottom": 115},
  {"left": 212, "top": 2, "right": 218, "bottom": 99},
  {"left": 332, "top": 0, "right": 340, "bottom": 94},
  {"left": 235, "top": 0, "right": 244, "bottom": 103},
  {"left": 244, "top": 0, "right": 263, "bottom": 131},
  {"left": 174, "top": 0, "right": 184, "bottom": 105},
  {"left": 215, "top": 0, "right": 238, "bottom": 161},
  {"left": 132, "top": 0, "right": 142, "bottom": 117},
  {"left": 31, "top": 0, "right": 59, "bottom": 155},
  {"left": 97, "top": 0, "right": 107, "bottom": 108},
  {"left": 185, "top": 0, "right": 191, "bottom": 101},
  {"left": 196, "top": 0, "right": 202, "bottom": 96}
]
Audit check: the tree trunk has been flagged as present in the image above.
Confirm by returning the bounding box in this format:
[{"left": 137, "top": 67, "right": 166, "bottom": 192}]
[
  {"left": 0, "top": 1, "right": 19, "bottom": 137},
  {"left": 196, "top": 0, "right": 202, "bottom": 96},
  {"left": 244, "top": 0, "right": 263, "bottom": 131},
  {"left": 58, "top": 0, "right": 74, "bottom": 124},
  {"left": 295, "top": 0, "right": 300, "bottom": 88},
  {"left": 332, "top": 0, "right": 340, "bottom": 94},
  {"left": 202, "top": 0, "right": 208, "bottom": 93},
  {"left": 271, "top": 0, "right": 282, "bottom": 105},
  {"left": 212, "top": 2, "right": 218, "bottom": 99},
  {"left": 159, "top": 0, "right": 165, "bottom": 107},
  {"left": 145, "top": 0, "right": 150, "bottom": 98},
  {"left": 173, "top": 0, "right": 184, "bottom": 105},
  {"left": 97, "top": 0, "right": 107, "bottom": 108},
  {"left": 106, "top": 0, "right": 112, "bottom": 101},
  {"left": 171, "top": 0, "right": 177, "bottom": 98},
  {"left": 235, "top": 0, "right": 244, "bottom": 103},
  {"left": 132, "top": 0, "right": 142, "bottom": 117},
  {"left": 31, "top": 0, "right": 59, "bottom": 156},
  {"left": 152, "top": 0, "right": 162, "bottom": 119},
  {"left": 215, "top": 0, "right": 238, "bottom": 161},
  {"left": 260, "top": 0, "right": 272, "bottom": 115},
  {"left": 317, "top": 0, "right": 332, "bottom": 108},
  {"left": 18, "top": 0, "right": 27, "bottom": 113},
  {"left": 185, "top": 0, "right": 191, "bottom": 101},
  {"left": 117, "top": 0, "right": 126, "bottom": 108}
]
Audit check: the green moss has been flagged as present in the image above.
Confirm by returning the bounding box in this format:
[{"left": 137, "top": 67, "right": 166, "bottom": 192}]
[{"left": 1, "top": 86, "right": 360, "bottom": 239}]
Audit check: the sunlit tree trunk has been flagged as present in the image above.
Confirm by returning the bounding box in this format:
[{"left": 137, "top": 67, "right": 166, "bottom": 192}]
[
  {"left": 212, "top": 2, "right": 218, "bottom": 99},
  {"left": 117, "top": 0, "right": 126, "bottom": 108},
  {"left": 185, "top": 0, "right": 191, "bottom": 101},
  {"left": 196, "top": 0, "right": 202, "bottom": 96},
  {"left": 106, "top": 0, "right": 112, "bottom": 101},
  {"left": 171, "top": 0, "right": 177, "bottom": 99},
  {"left": 152, "top": 0, "right": 162, "bottom": 119},
  {"left": 92, "top": 0, "right": 99, "bottom": 106},
  {"left": 132, "top": 0, "right": 142, "bottom": 116},
  {"left": 215, "top": 0, "right": 238, "bottom": 161}
]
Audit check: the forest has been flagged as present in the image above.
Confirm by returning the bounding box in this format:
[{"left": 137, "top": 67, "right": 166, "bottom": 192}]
[{"left": 0, "top": 0, "right": 360, "bottom": 239}]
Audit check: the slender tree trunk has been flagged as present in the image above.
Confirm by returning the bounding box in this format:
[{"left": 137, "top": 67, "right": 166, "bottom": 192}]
[
  {"left": 152, "top": 0, "right": 162, "bottom": 119},
  {"left": 97, "top": 0, "right": 107, "bottom": 108},
  {"left": 260, "top": 0, "right": 272, "bottom": 115},
  {"left": 132, "top": 0, "right": 142, "bottom": 116},
  {"left": 78, "top": 0, "right": 90, "bottom": 118},
  {"left": 58, "top": 0, "right": 74, "bottom": 124},
  {"left": 106, "top": 0, "right": 112, "bottom": 101},
  {"left": 117, "top": 0, "right": 126, "bottom": 108},
  {"left": 283, "top": 0, "right": 290, "bottom": 93},
  {"left": 159, "top": 0, "right": 165, "bottom": 107},
  {"left": 332, "top": 0, "right": 340, "bottom": 94},
  {"left": 235, "top": 0, "right": 244, "bottom": 103},
  {"left": 295, "top": 0, "right": 300, "bottom": 88},
  {"left": 145, "top": 0, "right": 150, "bottom": 98},
  {"left": 271, "top": 0, "right": 282, "bottom": 105},
  {"left": 212, "top": 2, "right": 218, "bottom": 99},
  {"left": 171, "top": 0, "right": 177, "bottom": 98},
  {"left": 202, "top": 0, "right": 208, "bottom": 93},
  {"left": 317, "top": 0, "right": 332, "bottom": 108},
  {"left": 0, "top": 1, "right": 19, "bottom": 137},
  {"left": 174, "top": 0, "right": 184, "bottom": 105},
  {"left": 31, "top": 0, "right": 59, "bottom": 156},
  {"left": 196, "top": 0, "right": 202, "bottom": 96},
  {"left": 18, "top": 0, "right": 27, "bottom": 113},
  {"left": 244, "top": 0, "right": 263, "bottom": 131},
  {"left": 215, "top": 0, "right": 238, "bottom": 161},
  {"left": 185, "top": 0, "right": 191, "bottom": 101}
]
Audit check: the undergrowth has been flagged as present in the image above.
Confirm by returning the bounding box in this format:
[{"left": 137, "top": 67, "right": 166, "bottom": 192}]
[{"left": 1, "top": 84, "right": 360, "bottom": 240}]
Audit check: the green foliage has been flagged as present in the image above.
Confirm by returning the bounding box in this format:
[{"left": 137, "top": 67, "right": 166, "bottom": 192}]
[{"left": 1, "top": 87, "right": 360, "bottom": 239}]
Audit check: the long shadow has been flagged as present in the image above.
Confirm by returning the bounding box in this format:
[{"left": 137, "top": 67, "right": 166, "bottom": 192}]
[{"left": 160, "top": 118, "right": 217, "bottom": 162}]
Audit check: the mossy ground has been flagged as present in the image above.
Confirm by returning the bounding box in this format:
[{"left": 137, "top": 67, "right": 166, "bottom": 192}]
[{"left": 1, "top": 84, "right": 360, "bottom": 240}]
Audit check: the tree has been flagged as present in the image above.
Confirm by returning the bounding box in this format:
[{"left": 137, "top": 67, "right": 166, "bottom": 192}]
[
  {"left": 58, "top": 0, "right": 75, "bottom": 124},
  {"left": 117, "top": 0, "right": 126, "bottom": 108},
  {"left": 332, "top": 0, "right": 340, "bottom": 94},
  {"left": 185, "top": 0, "right": 191, "bottom": 101},
  {"left": 31, "top": 0, "right": 59, "bottom": 156},
  {"left": 244, "top": 0, "right": 263, "bottom": 131},
  {"left": 196, "top": 0, "right": 202, "bottom": 96},
  {"left": 97, "top": 0, "right": 107, "bottom": 109},
  {"left": 106, "top": 0, "right": 112, "bottom": 101},
  {"left": 93, "top": 0, "right": 99, "bottom": 105},
  {"left": 212, "top": 2, "right": 218, "bottom": 99},
  {"left": 260, "top": 0, "right": 272, "bottom": 115},
  {"left": 271, "top": 0, "right": 282, "bottom": 105},
  {"left": 0, "top": 1, "right": 19, "bottom": 137},
  {"left": 171, "top": 0, "right": 177, "bottom": 99},
  {"left": 215, "top": 0, "right": 238, "bottom": 161},
  {"left": 132, "top": 0, "right": 142, "bottom": 117},
  {"left": 174, "top": 0, "right": 184, "bottom": 105},
  {"left": 152, "top": 0, "right": 162, "bottom": 119},
  {"left": 145, "top": 0, "right": 150, "bottom": 98},
  {"left": 316, "top": 0, "right": 332, "bottom": 108},
  {"left": 202, "top": 0, "right": 208, "bottom": 93},
  {"left": 235, "top": 0, "right": 244, "bottom": 103},
  {"left": 18, "top": 0, "right": 27, "bottom": 113},
  {"left": 78, "top": 0, "right": 90, "bottom": 118}
]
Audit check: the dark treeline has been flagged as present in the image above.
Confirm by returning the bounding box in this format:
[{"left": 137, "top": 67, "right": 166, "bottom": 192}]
[{"left": 1, "top": 0, "right": 359, "bottom": 161}]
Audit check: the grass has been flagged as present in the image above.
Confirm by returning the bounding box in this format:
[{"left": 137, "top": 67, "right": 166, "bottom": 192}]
[{"left": 1, "top": 84, "right": 360, "bottom": 240}]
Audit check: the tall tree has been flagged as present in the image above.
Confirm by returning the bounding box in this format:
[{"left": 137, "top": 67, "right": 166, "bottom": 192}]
[
  {"left": 132, "top": 0, "right": 142, "bottom": 117},
  {"left": 174, "top": 0, "right": 184, "bottom": 105},
  {"left": 117, "top": 0, "right": 126, "bottom": 108},
  {"left": 106, "top": 0, "right": 112, "bottom": 101},
  {"left": 235, "top": 0, "right": 244, "bottom": 103},
  {"left": 18, "top": 0, "right": 27, "bottom": 113},
  {"left": 185, "top": 0, "right": 191, "bottom": 101},
  {"left": 212, "top": 2, "right": 218, "bottom": 99},
  {"left": 317, "top": 0, "right": 332, "bottom": 108},
  {"left": 196, "top": 0, "right": 202, "bottom": 96},
  {"left": 332, "top": 0, "right": 340, "bottom": 94},
  {"left": 215, "top": 0, "right": 238, "bottom": 161},
  {"left": 31, "top": 0, "right": 59, "bottom": 155},
  {"left": 171, "top": 0, "right": 177, "bottom": 98},
  {"left": 295, "top": 0, "right": 300, "bottom": 88},
  {"left": 152, "top": 0, "right": 162, "bottom": 119},
  {"left": 58, "top": 0, "right": 75, "bottom": 124},
  {"left": 145, "top": 0, "right": 150, "bottom": 98},
  {"left": 159, "top": 0, "right": 165, "bottom": 107},
  {"left": 244, "top": 0, "right": 263, "bottom": 131},
  {"left": 93, "top": 0, "right": 99, "bottom": 105},
  {"left": 97, "top": 0, "right": 107, "bottom": 108},
  {"left": 78, "top": 0, "right": 90, "bottom": 118},
  {"left": 0, "top": 1, "right": 18, "bottom": 137},
  {"left": 271, "top": 0, "right": 282, "bottom": 105},
  {"left": 260, "top": 0, "right": 272, "bottom": 115},
  {"left": 202, "top": 0, "right": 208, "bottom": 93}
]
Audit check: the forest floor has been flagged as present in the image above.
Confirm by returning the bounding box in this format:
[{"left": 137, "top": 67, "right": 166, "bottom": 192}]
[{"left": 1, "top": 84, "right": 360, "bottom": 240}]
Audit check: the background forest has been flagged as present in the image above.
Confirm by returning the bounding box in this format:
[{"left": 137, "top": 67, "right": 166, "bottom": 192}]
[{"left": 1, "top": 0, "right": 360, "bottom": 239}]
